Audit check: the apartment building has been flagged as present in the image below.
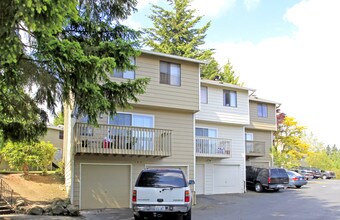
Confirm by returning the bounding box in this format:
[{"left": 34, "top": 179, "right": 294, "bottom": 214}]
[
  {"left": 195, "top": 80, "right": 255, "bottom": 195},
  {"left": 63, "top": 50, "right": 205, "bottom": 209},
  {"left": 245, "top": 96, "right": 279, "bottom": 168}
]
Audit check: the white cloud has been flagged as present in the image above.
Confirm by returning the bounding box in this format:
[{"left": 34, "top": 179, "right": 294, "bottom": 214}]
[
  {"left": 211, "top": 0, "right": 340, "bottom": 147},
  {"left": 244, "top": 0, "right": 261, "bottom": 11},
  {"left": 191, "top": 0, "right": 236, "bottom": 18}
]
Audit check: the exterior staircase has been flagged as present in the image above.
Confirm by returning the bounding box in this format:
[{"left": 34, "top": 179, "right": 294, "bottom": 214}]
[
  {"left": 0, "top": 179, "right": 15, "bottom": 215},
  {"left": 0, "top": 198, "right": 14, "bottom": 215}
]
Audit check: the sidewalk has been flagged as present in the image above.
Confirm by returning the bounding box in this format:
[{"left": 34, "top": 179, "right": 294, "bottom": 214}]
[{"left": 0, "top": 209, "right": 133, "bottom": 220}]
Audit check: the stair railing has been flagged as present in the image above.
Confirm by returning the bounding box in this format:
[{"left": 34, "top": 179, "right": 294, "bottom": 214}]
[{"left": 0, "top": 179, "right": 14, "bottom": 208}]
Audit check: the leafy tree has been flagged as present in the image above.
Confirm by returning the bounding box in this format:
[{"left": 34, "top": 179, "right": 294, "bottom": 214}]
[
  {"left": 306, "top": 150, "right": 334, "bottom": 170},
  {"left": 0, "top": 0, "right": 149, "bottom": 142},
  {"left": 272, "top": 114, "right": 310, "bottom": 169},
  {"left": 53, "top": 112, "right": 64, "bottom": 126},
  {"left": 207, "top": 60, "right": 244, "bottom": 86},
  {"left": 1, "top": 141, "right": 56, "bottom": 175}
]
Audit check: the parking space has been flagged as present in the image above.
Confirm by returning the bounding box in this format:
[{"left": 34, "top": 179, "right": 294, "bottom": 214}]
[{"left": 79, "top": 179, "right": 340, "bottom": 220}]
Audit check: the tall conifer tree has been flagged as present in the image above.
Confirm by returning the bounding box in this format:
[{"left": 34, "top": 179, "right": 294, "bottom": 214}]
[
  {"left": 0, "top": 0, "right": 149, "bottom": 142},
  {"left": 143, "top": 0, "right": 243, "bottom": 85}
]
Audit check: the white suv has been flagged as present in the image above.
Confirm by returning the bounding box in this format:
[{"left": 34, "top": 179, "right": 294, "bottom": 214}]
[{"left": 132, "top": 168, "right": 193, "bottom": 220}]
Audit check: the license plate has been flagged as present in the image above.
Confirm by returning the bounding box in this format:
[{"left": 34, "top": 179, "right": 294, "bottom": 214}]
[
  {"left": 277, "top": 184, "right": 284, "bottom": 188},
  {"left": 155, "top": 206, "right": 166, "bottom": 211}
]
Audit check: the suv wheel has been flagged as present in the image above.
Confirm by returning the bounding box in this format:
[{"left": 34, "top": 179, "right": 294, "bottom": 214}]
[
  {"left": 255, "top": 182, "right": 263, "bottom": 192},
  {"left": 183, "top": 210, "right": 191, "bottom": 220},
  {"left": 134, "top": 215, "right": 142, "bottom": 220},
  {"left": 322, "top": 175, "right": 327, "bottom": 180}
]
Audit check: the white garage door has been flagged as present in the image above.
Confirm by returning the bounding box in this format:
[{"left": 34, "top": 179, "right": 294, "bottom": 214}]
[
  {"left": 213, "top": 165, "right": 240, "bottom": 194},
  {"left": 195, "top": 164, "right": 204, "bottom": 195},
  {"left": 80, "top": 164, "right": 130, "bottom": 209}
]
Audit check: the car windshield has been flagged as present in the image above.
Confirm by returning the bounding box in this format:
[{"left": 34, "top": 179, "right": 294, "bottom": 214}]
[
  {"left": 136, "top": 170, "right": 187, "bottom": 188},
  {"left": 270, "top": 169, "right": 287, "bottom": 177}
]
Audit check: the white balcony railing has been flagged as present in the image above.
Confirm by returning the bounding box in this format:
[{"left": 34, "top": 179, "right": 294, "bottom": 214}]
[
  {"left": 245, "top": 140, "right": 265, "bottom": 157},
  {"left": 196, "top": 137, "right": 232, "bottom": 158},
  {"left": 74, "top": 123, "right": 172, "bottom": 157}
]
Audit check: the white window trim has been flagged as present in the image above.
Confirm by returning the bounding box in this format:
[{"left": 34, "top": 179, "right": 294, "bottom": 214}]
[
  {"left": 108, "top": 112, "right": 155, "bottom": 128},
  {"left": 257, "top": 103, "right": 268, "bottom": 118},
  {"left": 160, "top": 61, "right": 181, "bottom": 86},
  {"left": 201, "top": 86, "right": 208, "bottom": 104},
  {"left": 223, "top": 90, "right": 237, "bottom": 107},
  {"left": 195, "top": 126, "right": 218, "bottom": 137},
  {"left": 112, "top": 57, "right": 136, "bottom": 79}
]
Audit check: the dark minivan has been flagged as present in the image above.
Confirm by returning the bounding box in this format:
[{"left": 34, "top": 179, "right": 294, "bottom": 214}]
[{"left": 246, "top": 166, "right": 289, "bottom": 192}]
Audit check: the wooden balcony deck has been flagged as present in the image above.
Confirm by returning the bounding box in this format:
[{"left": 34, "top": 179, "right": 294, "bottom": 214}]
[
  {"left": 245, "top": 140, "right": 265, "bottom": 157},
  {"left": 196, "top": 137, "right": 232, "bottom": 158},
  {"left": 74, "top": 123, "right": 172, "bottom": 157}
]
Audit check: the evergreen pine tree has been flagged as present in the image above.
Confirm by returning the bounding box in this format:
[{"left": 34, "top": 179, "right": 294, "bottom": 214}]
[{"left": 143, "top": 0, "right": 217, "bottom": 73}]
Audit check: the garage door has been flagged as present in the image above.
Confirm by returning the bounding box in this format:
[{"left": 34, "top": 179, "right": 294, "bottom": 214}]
[
  {"left": 213, "top": 165, "right": 240, "bottom": 194},
  {"left": 80, "top": 164, "right": 130, "bottom": 209},
  {"left": 195, "top": 164, "right": 204, "bottom": 195}
]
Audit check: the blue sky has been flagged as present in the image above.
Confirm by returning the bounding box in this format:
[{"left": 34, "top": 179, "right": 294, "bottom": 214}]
[{"left": 126, "top": 0, "right": 340, "bottom": 148}]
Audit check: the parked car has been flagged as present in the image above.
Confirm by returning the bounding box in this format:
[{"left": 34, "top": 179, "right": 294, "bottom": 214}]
[
  {"left": 246, "top": 166, "right": 289, "bottom": 192},
  {"left": 132, "top": 168, "right": 194, "bottom": 220},
  {"left": 286, "top": 171, "right": 307, "bottom": 188},
  {"left": 311, "top": 169, "right": 322, "bottom": 179},
  {"left": 298, "top": 170, "right": 314, "bottom": 180},
  {"left": 321, "top": 170, "right": 336, "bottom": 179}
]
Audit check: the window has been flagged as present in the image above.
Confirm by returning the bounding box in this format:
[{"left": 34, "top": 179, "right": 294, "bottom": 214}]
[
  {"left": 109, "top": 113, "right": 153, "bottom": 128},
  {"left": 196, "top": 127, "right": 217, "bottom": 137},
  {"left": 201, "top": 86, "right": 208, "bottom": 104},
  {"left": 113, "top": 57, "right": 135, "bottom": 79},
  {"left": 257, "top": 103, "right": 268, "bottom": 117},
  {"left": 160, "top": 61, "right": 181, "bottom": 86},
  {"left": 245, "top": 133, "right": 254, "bottom": 153},
  {"left": 59, "top": 131, "right": 63, "bottom": 139},
  {"left": 224, "top": 90, "right": 237, "bottom": 107}
]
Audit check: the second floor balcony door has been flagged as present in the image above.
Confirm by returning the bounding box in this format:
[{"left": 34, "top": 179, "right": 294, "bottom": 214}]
[
  {"left": 132, "top": 114, "right": 154, "bottom": 151},
  {"left": 196, "top": 127, "right": 217, "bottom": 154},
  {"left": 109, "top": 113, "right": 154, "bottom": 151},
  {"left": 245, "top": 133, "right": 254, "bottom": 153}
]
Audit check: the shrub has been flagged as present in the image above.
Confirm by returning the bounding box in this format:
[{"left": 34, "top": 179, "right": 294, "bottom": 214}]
[{"left": 1, "top": 141, "right": 56, "bottom": 175}]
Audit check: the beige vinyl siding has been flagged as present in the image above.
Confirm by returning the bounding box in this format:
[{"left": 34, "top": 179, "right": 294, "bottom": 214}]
[
  {"left": 247, "top": 101, "right": 277, "bottom": 131},
  {"left": 196, "top": 122, "right": 245, "bottom": 194},
  {"left": 109, "top": 54, "right": 200, "bottom": 112},
  {"left": 245, "top": 129, "right": 273, "bottom": 167},
  {"left": 43, "top": 128, "right": 63, "bottom": 162},
  {"left": 196, "top": 85, "right": 250, "bottom": 125},
  {"left": 72, "top": 107, "right": 195, "bottom": 207}
]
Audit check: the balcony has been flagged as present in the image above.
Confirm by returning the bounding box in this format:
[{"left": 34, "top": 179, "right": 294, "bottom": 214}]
[
  {"left": 196, "top": 137, "right": 232, "bottom": 158},
  {"left": 245, "top": 141, "right": 265, "bottom": 157},
  {"left": 74, "top": 123, "right": 172, "bottom": 157}
]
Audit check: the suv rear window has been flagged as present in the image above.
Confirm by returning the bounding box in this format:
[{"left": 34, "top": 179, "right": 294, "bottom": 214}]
[
  {"left": 270, "top": 169, "right": 287, "bottom": 177},
  {"left": 136, "top": 170, "right": 187, "bottom": 188}
]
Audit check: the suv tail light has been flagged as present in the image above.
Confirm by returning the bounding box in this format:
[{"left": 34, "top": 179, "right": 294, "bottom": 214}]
[
  {"left": 184, "top": 190, "right": 190, "bottom": 203},
  {"left": 268, "top": 177, "right": 271, "bottom": 183},
  {"left": 132, "top": 190, "right": 137, "bottom": 202}
]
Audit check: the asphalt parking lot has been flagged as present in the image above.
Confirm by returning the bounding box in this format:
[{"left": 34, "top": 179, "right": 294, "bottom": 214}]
[{"left": 2, "top": 179, "right": 340, "bottom": 220}]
